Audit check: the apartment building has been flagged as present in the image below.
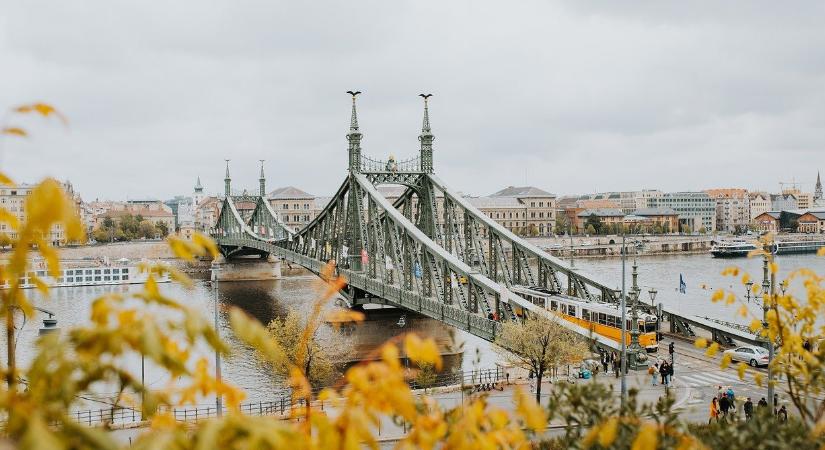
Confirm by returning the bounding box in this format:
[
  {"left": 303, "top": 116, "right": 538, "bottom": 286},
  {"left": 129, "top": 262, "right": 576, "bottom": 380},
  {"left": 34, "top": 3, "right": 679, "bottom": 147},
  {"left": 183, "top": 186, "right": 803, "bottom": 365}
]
[{"left": 704, "top": 188, "right": 750, "bottom": 232}]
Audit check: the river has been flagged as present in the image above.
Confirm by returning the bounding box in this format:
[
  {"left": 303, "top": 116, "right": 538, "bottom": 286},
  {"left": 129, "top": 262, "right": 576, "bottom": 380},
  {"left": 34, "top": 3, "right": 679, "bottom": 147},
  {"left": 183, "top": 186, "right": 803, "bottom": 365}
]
[{"left": 6, "top": 252, "right": 822, "bottom": 404}]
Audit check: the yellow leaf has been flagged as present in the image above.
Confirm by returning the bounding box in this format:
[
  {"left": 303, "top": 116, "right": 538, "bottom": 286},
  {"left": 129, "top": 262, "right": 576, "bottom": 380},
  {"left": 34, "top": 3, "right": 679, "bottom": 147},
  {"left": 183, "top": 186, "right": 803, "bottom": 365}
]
[
  {"left": 711, "top": 290, "right": 724, "bottom": 303},
  {"left": 514, "top": 387, "right": 547, "bottom": 432},
  {"left": 192, "top": 232, "right": 219, "bottom": 258},
  {"left": 0, "top": 173, "right": 13, "bottom": 185},
  {"left": 754, "top": 373, "right": 764, "bottom": 387},
  {"left": 737, "top": 362, "right": 747, "bottom": 380},
  {"left": 598, "top": 417, "right": 619, "bottom": 447},
  {"left": 738, "top": 305, "right": 748, "bottom": 318},
  {"left": 720, "top": 353, "right": 732, "bottom": 369},
  {"left": 16, "top": 102, "right": 68, "bottom": 124},
  {"left": 631, "top": 422, "right": 658, "bottom": 450},
  {"left": 705, "top": 342, "right": 720, "bottom": 357},
  {"left": 694, "top": 337, "right": 708, "bottom": 349},
  {"left": 2, "top": 127, "right": 27, "bottom": 137},
  {"left": 818, "top": 247, "right": 825, "bottom": 257},
  {"left": 741, "top": 273, "right": 751, "bottom": 285},
  {"left": 324, "top": 308, "right": 365, "bottom": 325},
  {"left": 404, "top": 334, "right": 443, "bottom": 371}
]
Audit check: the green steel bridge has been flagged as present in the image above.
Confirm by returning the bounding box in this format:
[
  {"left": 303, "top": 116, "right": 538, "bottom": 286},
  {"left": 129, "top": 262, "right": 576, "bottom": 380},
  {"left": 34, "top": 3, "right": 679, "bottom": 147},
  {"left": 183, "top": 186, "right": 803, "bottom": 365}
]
[{"left": 211, "top": 93, "right": 761, "bottom": 352}]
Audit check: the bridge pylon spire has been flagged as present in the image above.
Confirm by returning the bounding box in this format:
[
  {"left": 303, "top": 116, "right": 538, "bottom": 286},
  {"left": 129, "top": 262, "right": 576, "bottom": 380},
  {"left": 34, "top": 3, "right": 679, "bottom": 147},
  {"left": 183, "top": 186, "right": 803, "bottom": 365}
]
[
  {"left": 346, "top": 91, "right": 362, "bottom": 173},
  {"left": 418, "top": 94, "right": 434, "bottom": 173},
  {"left": 224, "top": 159, "right": 231, "bottom": 197},
  {"left": 259, "top": 160, "right": 266, "bottom": 197}
]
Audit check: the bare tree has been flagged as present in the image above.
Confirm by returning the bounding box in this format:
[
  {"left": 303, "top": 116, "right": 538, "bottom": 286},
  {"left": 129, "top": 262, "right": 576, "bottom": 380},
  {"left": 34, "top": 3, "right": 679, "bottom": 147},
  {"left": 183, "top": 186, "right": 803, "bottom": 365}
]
[{"left": 496, "top": 315, "right": 588, "bottom": 402}]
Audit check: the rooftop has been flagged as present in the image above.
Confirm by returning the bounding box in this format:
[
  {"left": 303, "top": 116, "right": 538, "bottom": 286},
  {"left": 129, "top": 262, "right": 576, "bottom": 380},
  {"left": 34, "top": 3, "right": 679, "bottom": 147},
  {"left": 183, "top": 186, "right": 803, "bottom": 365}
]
[
  {"left": 490, "top": 186, "right": 555, "bottom": 198},
  {"left": 268, "top": 186, "right": 314, "bottom": 200},
  {"left": 466, "top": 196, "right": 524, "bottom": 208},
  {"left": 632, "top": 207, "right": 679, "bottom": 216},
  {"left": 577, "top": 208, "right": 625, "bottom": 218}
]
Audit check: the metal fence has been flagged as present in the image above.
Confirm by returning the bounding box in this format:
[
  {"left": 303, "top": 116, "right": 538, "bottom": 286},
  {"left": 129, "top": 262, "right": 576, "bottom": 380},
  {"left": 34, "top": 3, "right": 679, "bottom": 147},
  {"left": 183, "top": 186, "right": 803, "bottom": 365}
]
[{"left": 65, "top": 367, "right": 505, "bottom": 427}]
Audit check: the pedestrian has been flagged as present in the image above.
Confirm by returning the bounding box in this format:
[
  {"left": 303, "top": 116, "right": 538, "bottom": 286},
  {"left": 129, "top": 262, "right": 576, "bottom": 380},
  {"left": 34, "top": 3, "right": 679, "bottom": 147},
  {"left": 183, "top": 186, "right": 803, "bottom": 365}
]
[
  {"left": 709, "top": 397, "right": 720, "bottom": 424},
  {"left": 649, "top": 363, "right": 658, "bottom": 386},
  {"left": 660, "top": 361, "right": 668, "bottom": 385},
  {"left": 719, "top": 393, "right": 730, "bottom": 421},
  {"left": 602, "top": 354, "right": 609, "bottom": 374},
  {"left": 744, "top": 397, "right": 754, "bottom": 421},
  {"left": 726, "top": 386, "right": 736, "bottom": 416},
  {"left": 758, "top": 397, "right": 768, "bottom": 410},
  {"left": 778, "top": 405, "right": 788, "bottom": 422},
  {"left": 666, "top": 359, "right": 674, "bottom": 383},
  {"left": 774, "top": 394, "right": 779, "bottom": 416},
  {"left": 613, "top": 359, "right": 619, "bottom": 379},
  {"left": 716, "top": 386, "right": 724, "bottom": 402}
]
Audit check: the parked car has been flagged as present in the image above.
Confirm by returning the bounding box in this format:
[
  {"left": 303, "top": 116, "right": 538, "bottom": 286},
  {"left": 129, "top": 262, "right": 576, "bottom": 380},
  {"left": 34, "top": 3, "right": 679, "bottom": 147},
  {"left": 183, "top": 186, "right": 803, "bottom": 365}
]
[{"left": 723, "top": 345, "right": 769, "bottom": 367}]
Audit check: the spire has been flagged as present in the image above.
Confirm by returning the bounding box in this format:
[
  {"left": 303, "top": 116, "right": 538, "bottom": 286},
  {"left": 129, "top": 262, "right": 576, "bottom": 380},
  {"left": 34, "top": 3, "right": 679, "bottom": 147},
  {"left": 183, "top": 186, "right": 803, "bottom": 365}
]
[
  {"left": 418, "top": 94, "right": 434, "bottom": 173},
  {"left": 195, "top": 176, "right": 203, "bottom": 193},
  {"left": 259, "top": 159, "right": 266, "bottom": 197},
  {"left": 224, "top": 159, "right": 231, "bottom": 197},
  {"left": 346, "top": 91, "right": 363, "bottom": 172},
  {"left": 816, "top": 170, "right": 823, "bottom": 201}
]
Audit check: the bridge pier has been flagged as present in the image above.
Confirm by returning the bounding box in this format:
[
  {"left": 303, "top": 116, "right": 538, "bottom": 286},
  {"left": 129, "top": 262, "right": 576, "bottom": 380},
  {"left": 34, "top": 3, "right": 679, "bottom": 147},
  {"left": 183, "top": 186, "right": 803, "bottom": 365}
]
[{"left": 214, "top": 255, "right": 283, "bottom": 281}]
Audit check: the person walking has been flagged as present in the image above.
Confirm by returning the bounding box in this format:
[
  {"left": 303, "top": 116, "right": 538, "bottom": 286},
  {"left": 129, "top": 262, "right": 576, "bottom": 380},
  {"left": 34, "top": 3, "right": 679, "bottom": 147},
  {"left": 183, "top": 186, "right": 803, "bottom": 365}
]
[
  {"left": 601, "top": 353, "right": 609, "bottom": 374},
  {"left": 778, "top": 405, "right": 788, "bottom": 423},
  {"left": 744, "top": 397, "right": 754, "bottom": 421},
  {"left": 726, "top": 386, "right": 736, "bottom": 418},
  {"left": 719, "top": 393, "right": 730, "bottom": 421},
  {"left": 758, "top": 397, "right": 768, "bottom": 411},
  {"left": 649, "top": 362, "right": 658, "bottom": 386},
  {"left": 709, "top": 397, "right": 720, "bottom": 424},
  {"left": 666, "top": 359, "right": 674, "bottom": 384}
]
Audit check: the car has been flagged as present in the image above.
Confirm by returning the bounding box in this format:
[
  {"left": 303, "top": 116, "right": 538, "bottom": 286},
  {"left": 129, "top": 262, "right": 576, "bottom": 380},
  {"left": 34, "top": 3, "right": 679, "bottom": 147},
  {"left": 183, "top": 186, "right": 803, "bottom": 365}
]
[{"left": 723, "top": 345, "right": 769, "bottom": 367}]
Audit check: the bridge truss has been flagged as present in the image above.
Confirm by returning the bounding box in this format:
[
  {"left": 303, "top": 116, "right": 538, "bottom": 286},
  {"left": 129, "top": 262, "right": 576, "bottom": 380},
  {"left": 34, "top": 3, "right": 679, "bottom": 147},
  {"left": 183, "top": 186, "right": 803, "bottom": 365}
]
[{"left": 212, "top": 94, "right": 629, "bottom": 346}]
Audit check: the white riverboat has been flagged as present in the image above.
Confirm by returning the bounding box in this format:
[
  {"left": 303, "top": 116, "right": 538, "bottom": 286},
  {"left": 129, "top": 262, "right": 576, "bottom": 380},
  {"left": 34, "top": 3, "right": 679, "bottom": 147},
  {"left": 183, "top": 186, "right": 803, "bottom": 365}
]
[
  {"left": 710, "top": 240, "right": 758, "bottom": 258},
  {"left": 5, "top": 262, "right": 171, "bottom": 289}
]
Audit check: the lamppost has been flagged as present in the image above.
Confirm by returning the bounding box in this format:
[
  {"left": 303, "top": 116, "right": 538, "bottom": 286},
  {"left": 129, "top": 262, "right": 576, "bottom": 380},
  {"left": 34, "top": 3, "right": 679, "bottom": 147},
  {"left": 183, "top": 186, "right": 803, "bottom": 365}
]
[
  {"left": 568, "top": 224, "right": 575, "bottom": 268},
  {"left": 760, "top": 242, "right": 775, "bottom": 412},
  {"left": 627, "top": 244, "right": 647, "bottom": 370},
  {"left": 745, "top": 280, "right": 754, "bottom": 303},
  {"left": 648, "top": 288, "right": 657, "bottom": 308},
  {"left": 211, "top": 260, "right": 223, "bottom": 417},
  {"left": 620, "top": 235, "right": 628, "bottom": 407}
]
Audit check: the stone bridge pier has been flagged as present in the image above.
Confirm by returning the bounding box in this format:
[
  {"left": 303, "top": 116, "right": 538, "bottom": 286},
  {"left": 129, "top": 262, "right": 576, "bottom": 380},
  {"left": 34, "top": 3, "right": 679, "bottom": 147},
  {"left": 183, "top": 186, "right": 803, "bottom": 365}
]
[{"left": 213, "top": 254, "right": 283, "bottom": 281}]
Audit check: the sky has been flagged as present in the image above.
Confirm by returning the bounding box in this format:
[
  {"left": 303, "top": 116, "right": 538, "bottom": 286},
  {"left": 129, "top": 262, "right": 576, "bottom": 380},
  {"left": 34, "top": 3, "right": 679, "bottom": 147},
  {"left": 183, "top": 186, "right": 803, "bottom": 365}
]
[{"left": 2, "top": 1, "right": 824, "bottom": 201}]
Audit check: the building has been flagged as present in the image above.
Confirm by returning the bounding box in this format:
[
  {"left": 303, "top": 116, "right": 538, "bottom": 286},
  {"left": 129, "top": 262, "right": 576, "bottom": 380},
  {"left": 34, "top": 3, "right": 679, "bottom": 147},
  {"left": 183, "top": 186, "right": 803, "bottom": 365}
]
[
  {"left": 704, "top": 188, "right": 750, "bottom": 233},
  {"left": 771, "top": 193, "right": 798, "bottom": 211},
  {"left": 630, "top": 208, "right": 680, "bottom": 233},
  {"left": 489, "top": 186, "right": 556, "bottom": 235},
  {"left": 645, "top": 192, "right": 716, "bottom": 232},
  {"left": 753, "top": 211, "right": 780, "bottom": 233},
  {"left": 194, "top": 197, "right": 221, "bottom": 232},
  {"left": 576, "top": 199, "right": 621, "bottom": 210},
  {"left": 749, "top": 192, "right": 771, "bottom": 220},
  {"left": 577, "top": 208, "right": 625, "bottom": 232},
  {"left": 267, "top": 186, "right": 322, "bottom": 232},
  {"left": 0, "top": 181, "right": 84, "bottom": 246},
  {"left": 797, "top": 211, "right": 825, "bottom": 234}
]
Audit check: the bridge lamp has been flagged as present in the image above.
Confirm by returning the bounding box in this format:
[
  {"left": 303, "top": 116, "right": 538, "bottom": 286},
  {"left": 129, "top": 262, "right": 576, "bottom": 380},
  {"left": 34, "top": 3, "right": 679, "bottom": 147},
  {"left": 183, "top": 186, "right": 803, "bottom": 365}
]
[
  {"left": 744, "top": 281, "right": 754, "bottom": 303},
  {"left": 210, "top": 260, "right": 223, "bottom": 417},
  {"left": 648, "top": 288, "right": 657, "bottom": 307}
]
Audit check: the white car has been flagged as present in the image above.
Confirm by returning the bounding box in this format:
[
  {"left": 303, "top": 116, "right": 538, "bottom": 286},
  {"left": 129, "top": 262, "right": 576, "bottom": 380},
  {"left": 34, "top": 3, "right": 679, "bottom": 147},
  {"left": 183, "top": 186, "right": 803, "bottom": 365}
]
[{"left": 723, "top": 345, "right": 769, "bottom": 367}]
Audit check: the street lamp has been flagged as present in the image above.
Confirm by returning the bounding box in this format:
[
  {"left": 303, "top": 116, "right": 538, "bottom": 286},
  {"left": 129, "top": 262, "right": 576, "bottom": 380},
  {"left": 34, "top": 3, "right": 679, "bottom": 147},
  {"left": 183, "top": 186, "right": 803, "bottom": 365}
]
[
  {"left": 648, "top": 288, "right": 658, "bottom": 307},
  {"left": 760, "top": 243, "right": 775, "bottom": 412},
  {"left": 745, "top": 280, "right": 754, "bottom": 303},
  {"left": 211, "top": 260, "right": 223, "bottom": 417}
]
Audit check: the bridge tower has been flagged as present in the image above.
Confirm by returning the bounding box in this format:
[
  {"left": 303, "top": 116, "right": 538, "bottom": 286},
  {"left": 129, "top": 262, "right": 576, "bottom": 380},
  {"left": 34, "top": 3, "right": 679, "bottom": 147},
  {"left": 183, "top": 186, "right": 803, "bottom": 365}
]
[
  {"left": 224, "top": 159, "right": 231, "bottom": 197},
  {"left": 419, "top": 94, "right": 434, "bottom": 173},
  {"left": 259, "top": 160, "right": 266, "bottom": 197},
  {"left": 346, "top": 91, "right": 366, "bottom": 271}
]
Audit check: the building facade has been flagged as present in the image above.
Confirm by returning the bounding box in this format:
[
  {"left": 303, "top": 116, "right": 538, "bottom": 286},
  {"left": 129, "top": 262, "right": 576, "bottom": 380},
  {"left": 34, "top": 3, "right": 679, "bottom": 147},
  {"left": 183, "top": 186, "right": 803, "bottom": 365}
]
[
  {"left": 797, "top": 211, "right": 825, "bottom": 234},
  {"left": 0, "top": 181, "right": 84, "bottom": 246},
  {"left": 749, "top": 192, "right": 771, "bottom": 220},
  {"left": 645, "top": 192, "right": 716, "bottom": 232},
  {"left": 704, "top": 188, "right": 750, "bottom": 233},
  {"left": 267, "top": 186, "right": 323, "bottom": 232}
]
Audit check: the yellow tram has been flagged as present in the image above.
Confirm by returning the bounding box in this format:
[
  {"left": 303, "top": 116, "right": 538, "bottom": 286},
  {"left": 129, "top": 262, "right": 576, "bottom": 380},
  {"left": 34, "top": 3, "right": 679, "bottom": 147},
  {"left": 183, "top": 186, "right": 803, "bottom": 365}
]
[{"left": 510, "top": 286, "right": 659, "bottom": 352}]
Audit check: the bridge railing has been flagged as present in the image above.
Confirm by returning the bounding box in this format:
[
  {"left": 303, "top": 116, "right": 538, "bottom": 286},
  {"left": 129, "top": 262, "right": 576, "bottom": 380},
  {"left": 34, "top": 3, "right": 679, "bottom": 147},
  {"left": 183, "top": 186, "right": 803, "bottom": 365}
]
[{"left": 361, "top": 155, "right": 422, "bottom": 173}]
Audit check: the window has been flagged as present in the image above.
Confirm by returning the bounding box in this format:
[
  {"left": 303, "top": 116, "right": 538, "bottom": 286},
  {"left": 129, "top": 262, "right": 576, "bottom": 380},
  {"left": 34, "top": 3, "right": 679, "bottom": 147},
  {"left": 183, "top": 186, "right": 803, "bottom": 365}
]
[
  {"left": 550, "top": 301, "right": 557, "bottom": 311},
  {"left": 94, "top": 269, "right": 101, "bottom": 275},
  {"left": 122, "top": 274, "right": 129, "bottom": 280},
  {"left": 304, "top": 203, "right": 309, "bottom": 209},
  {"left": 283, "top": 204, "right": 288, "bottom": 209},
  {"left": 85, "top": 276, "right": 92, "bottom": 282},
  {"left": 530, "top": 202, "right": 535, "bottom": 207},
  {"left": 104, "top": 276, "right": 111, "bottom": 281},
  {"left": 539, "top": 202, "right": 544, "bottom": 207},
  {"left": 104, "top": 269, "right": 111, "bottom": 274},
  {"left": 94, "top": 276, "right": 101, "bottom": 281},
  {"left": 67, "top": 277, "right": 73, "bottom": 283}
]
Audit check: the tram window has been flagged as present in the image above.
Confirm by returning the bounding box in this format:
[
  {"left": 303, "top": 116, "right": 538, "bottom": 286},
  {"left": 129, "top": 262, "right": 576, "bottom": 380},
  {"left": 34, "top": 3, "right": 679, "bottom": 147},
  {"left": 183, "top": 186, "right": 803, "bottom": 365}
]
[
  {"left": 550, "top": 301, "right": 557, "bottom": 311},
  {"left": 568, "top": 306, "right": 576, "bottom": 317},
  {"left": 582, "top": 309, "right": 589, "bottom": 321},
  {"left": 644, "top": 322, "right": 657, "bottom": 332},
  {"left": 598, "top": 313, "right": 606, "bottom": 324}
]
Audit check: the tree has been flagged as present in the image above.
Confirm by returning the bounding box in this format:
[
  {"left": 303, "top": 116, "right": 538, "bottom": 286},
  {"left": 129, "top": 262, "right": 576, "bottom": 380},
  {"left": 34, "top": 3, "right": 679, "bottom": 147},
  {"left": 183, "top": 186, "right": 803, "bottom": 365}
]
[
  {"left": 91, "top": 227, "right": 110, "bottom": 243},
  {"left": 266, "top": 310, "right": 350, "bottom": 388},
  {"left": 699, "top": 226, "right": 707, "bottom": 234},
  {"left": 102, "top": 216, "right": 115, "bottom": 229},
  {"left": 653, "top": 223, "right": 663, "bottom": 234},
  {"left": 681, "top": 224, "right": 692, "bottom": 234},
  {"left": 554, "top": 215, "right": 569, "bottom": 235},
  {"left": 585, "top": 215, "right": 602, "bottom": 235},
  {"left": 138, "top": 220, "right": 157, "bottom": 239},
  {"left": 156, "top": 220, "right": 170, "bottom": 237},
  {"left": 496, "top": 315, "right": 588, "bottom": 402},
  {"left": 527, "top": 223, "right": 539, "bottom": 237},
  {"left": 0, "top": 233, "right": 11, "bottom": 248},
  {"left": 585, "top": 224, "right": 596, "bottom": 235}
]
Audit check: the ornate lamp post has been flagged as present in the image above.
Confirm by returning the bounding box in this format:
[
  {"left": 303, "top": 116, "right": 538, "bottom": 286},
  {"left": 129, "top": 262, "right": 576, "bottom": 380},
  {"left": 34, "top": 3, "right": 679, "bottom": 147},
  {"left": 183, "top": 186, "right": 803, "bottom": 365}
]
[
  {"left": 745, "top": 280, "right": 754, "bottom": 303},
  {"left": 211, "top": 260, "right": 223, "bottom": 417},
  {"left": 648, "top": 287, "right": 657, "bottom": 308},
  {"left": 627, "top": 251, "right": 647, "bottom": 370},
  {"left": 760, "top": 243, "right": 776, "bottom": 412}
]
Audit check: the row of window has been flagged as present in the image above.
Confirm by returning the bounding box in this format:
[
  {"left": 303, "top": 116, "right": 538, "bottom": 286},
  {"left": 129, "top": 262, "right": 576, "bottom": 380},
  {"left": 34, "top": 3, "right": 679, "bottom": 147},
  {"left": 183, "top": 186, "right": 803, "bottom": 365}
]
[
  {"left": 17, "top": 274, "right": 130, "bottom": 284},
  {"left": 282, "top": 215, "right": 311, "bottom": 222},
  {"left": 280, "top": 203, "right": 311, "bottom": 210},
  {"left": 34, "top": 268, "right": 129, "bottom": 277}
]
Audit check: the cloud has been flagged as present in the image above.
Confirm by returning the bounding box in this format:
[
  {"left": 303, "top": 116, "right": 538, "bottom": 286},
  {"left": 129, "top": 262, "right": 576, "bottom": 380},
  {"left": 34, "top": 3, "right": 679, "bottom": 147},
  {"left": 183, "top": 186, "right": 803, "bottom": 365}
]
[{"left": 2, "top": 0, "right": 823, "bottom": 200}]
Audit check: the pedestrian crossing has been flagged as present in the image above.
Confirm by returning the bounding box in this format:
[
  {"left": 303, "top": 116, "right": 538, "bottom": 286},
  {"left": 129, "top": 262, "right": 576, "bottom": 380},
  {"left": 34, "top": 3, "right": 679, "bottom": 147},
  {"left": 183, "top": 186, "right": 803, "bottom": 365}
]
[{"left": 677, "top": 370, "right": 749, "bottom": 389}]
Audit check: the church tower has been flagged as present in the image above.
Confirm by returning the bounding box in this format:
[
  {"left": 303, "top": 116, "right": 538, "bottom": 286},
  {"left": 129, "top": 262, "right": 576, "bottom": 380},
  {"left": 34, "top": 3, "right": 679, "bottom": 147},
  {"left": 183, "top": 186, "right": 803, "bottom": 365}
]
[
  {"left": 193, "top": 176, "right": 204, "bottom": 207},
  {"left": 815, "top": 171, "right": 823, "bottom": 201}
]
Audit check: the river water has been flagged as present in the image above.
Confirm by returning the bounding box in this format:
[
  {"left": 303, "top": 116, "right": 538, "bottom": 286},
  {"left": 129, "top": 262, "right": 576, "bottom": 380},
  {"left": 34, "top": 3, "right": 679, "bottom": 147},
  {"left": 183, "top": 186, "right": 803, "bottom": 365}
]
[{"left": 7, "top": 252, "right": 822, "bottom": 404}]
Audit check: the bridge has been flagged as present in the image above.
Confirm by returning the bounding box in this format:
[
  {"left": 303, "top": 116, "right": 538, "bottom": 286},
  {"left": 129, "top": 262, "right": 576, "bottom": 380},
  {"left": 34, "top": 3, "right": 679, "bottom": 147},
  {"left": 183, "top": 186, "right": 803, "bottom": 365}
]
[{"left": 211, "top": 93, "right": 760, "bottom": 354}]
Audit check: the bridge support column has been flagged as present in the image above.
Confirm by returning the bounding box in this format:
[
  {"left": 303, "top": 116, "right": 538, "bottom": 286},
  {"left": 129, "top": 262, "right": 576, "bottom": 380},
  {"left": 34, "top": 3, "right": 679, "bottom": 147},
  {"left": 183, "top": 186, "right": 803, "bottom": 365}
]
[{"left": 215, "top": 257, "right": 282, "bottom": 281}]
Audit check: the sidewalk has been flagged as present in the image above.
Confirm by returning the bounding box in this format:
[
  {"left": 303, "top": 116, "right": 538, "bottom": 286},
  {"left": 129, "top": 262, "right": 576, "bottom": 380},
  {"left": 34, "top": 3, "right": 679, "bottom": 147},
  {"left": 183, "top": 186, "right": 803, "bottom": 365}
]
[{"left": 370, "top": 368, "right": 690, "bottom": 444}]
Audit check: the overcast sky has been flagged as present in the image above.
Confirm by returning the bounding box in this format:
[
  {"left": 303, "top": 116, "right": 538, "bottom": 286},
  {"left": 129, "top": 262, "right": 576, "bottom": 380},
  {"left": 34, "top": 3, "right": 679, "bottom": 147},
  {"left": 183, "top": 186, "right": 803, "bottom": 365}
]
[{"left": 2, "top": 1, "right": 824, "bottom": 201}]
